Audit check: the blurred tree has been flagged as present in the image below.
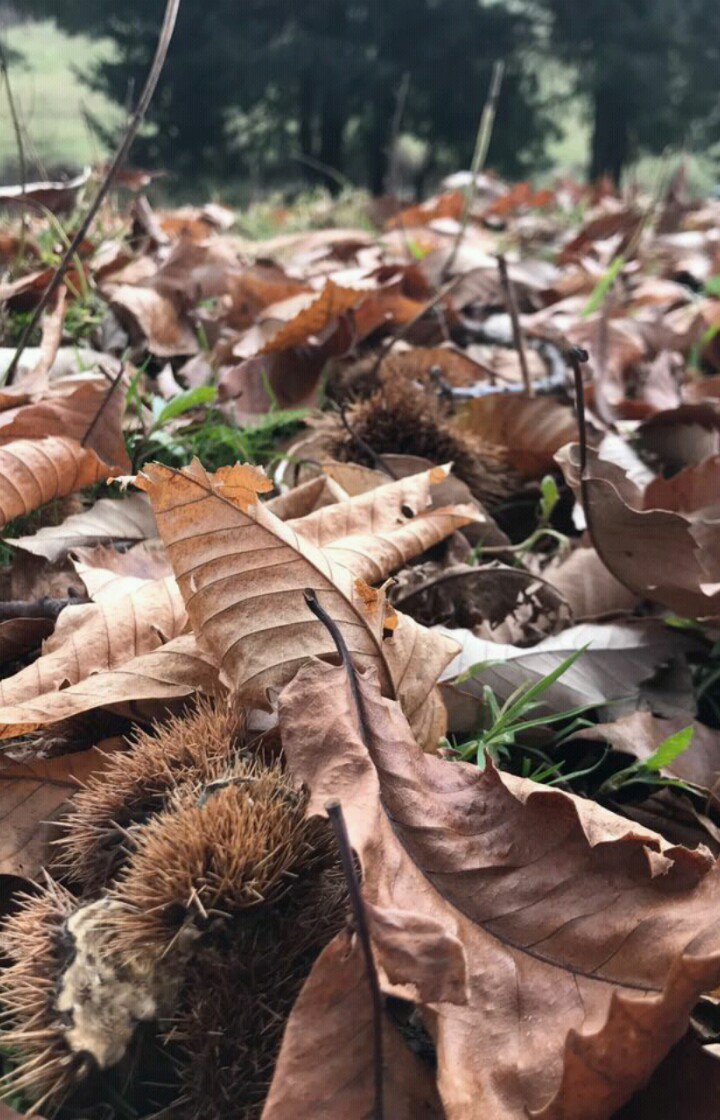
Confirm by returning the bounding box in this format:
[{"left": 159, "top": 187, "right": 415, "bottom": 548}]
[
  {"left": 537, "top": 0, "right": 720, "bottom": 183},
  {"left": 33, "top": 0, "right": 553, "bottom": 190}
]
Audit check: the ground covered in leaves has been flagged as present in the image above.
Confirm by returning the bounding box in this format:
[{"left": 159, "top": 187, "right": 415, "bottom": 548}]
[{"left": 1, "top": 170, "right": 720, "bottom": 1118}]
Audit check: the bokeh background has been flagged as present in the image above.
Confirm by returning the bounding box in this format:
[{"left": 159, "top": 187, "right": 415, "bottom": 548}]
[{"left": 1, "top": 0, "right": 719, "bottom": 200}]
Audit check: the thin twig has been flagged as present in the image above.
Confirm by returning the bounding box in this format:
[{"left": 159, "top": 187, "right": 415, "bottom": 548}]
[
  {"left": 303, "top": 588, "right": 374, "bottom": 748},
  {"left": 497, "top": 253, "right": 531, "bottom": 395},
  {"left": 338, "top": 404, "right": 397, "bottom": 480},
  {"left": 0, "top": 35, "right": 27, "bottom": 258},
  {"left": 385, "top": 70, "right": 410, "bottom": 196},
  {"left": 567, "top": 346, "right": 589, "bottom": 477},
  {"left": 0, "top": 595, "right": 89, "bottom": 622},
  {"left": 3, "top": 0, "right": 181, "bottom": 385},
  {"left": 326, "top": 799, "right": 385, "bottom": 1120},
  {"left": 442, "top": 60, "right": 505, "bottom": 281}
]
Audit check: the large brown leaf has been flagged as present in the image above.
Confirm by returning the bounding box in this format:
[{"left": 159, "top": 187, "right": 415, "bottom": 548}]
[
  {"left": 557, "top": 444, "right": 720, "bottom": 618},
  {"left": 138, "top": 459, "right": 472, "bottom": 747},
  {"left": 0, "top": 436, "right": 112, "bottom": 529},
  {"left": 277, "top": 660, "right": 720, "bottom": 1119},
  {"left": 11, "top": 493, "right": 157, "bottom": 562},
  {"left": 458, "top": 394, "right": 580, "bottom": 479}
]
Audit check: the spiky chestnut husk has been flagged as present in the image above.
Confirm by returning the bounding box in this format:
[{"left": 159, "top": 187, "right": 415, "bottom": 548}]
[
  {"left": 54, "top": 700, "right": 245, "bottom": 894},
  {"left": 168, "top": 866, "right": 346, "bottom": 1120},
  {"left": 0, "top": 888, "right": 183, "bottom": 1118},
  {"left": 104, "top": 760, "right": 338, "bottom": 961},
  {"left": 0, "top": 882, "right": 79, "bottom": 1114},
  {"left": 341, "top": 382, "right": 520, "bottom": 509}
]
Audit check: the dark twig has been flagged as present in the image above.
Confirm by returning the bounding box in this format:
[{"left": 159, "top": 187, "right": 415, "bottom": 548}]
[
  {"left": 442, "top": 59, "right": 505, "bottom": 281},
  {"left": 3, "top": 0, "right": 181, "bottom": 385},
  {"left": 303, "top": 588, "right": 374, "bottom": 747},
  {"left": 326, "top": 798, "right": 385, "bottom": 1120},
  {"left": 0, "top": 595, "right": 89, "bottom": 622},
  {"left": 385, "top": 70, "right": 410, "bottom": 196},
  {"left": 0, "top": 36, "right": 27, "bottom": 257},
  {"left": 497, "top": 253, "right": 532, "bottom": 396},
  {"left": 567, "top": 346, "right": 589, "bottom": 477}
]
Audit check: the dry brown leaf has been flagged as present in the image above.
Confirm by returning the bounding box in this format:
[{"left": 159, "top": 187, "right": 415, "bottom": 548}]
[
  {"left": 277, "top": 660, "right": 720, "bottom": 1120},
  {"left": 557, "top": 444, "right": 720, "bottom": 618},
  {"left": 258, "top": 280, "right": 368, "bottom": 354},
  {"left": 458, "top": 393, "right": 580, "bottom": 478},
  {"left": 138, "top": 459, "right": 471, "bottom": 747},
  {"left": 0, "top": 437, "right": 112, "bottom": 529},
  {"left": 11, "top": 493, "right": 157, "bottom": 562},
  {"left": 110, "top": 284, "right": 200, "bottom": 357},
  {"left": 544, "top": 545, "right": 639, "bottom": 621},
  {"left": 575, "top": 711, "right": 720, "bottom": 793},
  {"left": 0, "top": 575, "right": 187, "bottom": 711},
  {"left": 0, "top": 377, "right": 130, "bottom": 471},
  {"left": 0, "top": 744, "right": 120, "bottom": 879},
  {"left": 0, "top": 634, "right": 219, "bottom": 740},
  {"left": 386, "top": 190, "right": 464, "bottom": 230},
  {"left": 262, "top": 931, "right": 444, "bottom": 1119}
]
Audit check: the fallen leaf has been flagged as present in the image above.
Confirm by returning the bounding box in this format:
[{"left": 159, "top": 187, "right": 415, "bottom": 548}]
[
  {"left": 458, "top": 394, "right": 580, "bottom": 478},
  {"left": 277, "top": 659, "right": 720, "bottom": 1120},
  {"left": 110, "top": 284, "right": 199, "bottom": 357},
  {"left": 0, "top": 576, "right": 187, "bottom": 710},
  {"left": 439, "top": 620, "right": 691, "bottom": 730},
  {"left": 543, "top": 546, "right": 639, "bottom": 621},
  {"left": 0, "top": 437, "right": 112, "bottom": 529},
  {"left": 575, "top": 711, "right": 720, "bottom": 792},
  {"left": 0, "top": 744, "right": 120, "bottom": 879},
  {"left": 139, "top": 459, "right": 473, "bottom": 747},
  {"left": 0, "top": 634, "right": 219, "bottom": 740},
  {"left": 386, "top": 190, "right": 464, "bottom": 230},
  {"left": 557, "top": 444, "right": 720, "bottom": 618},
  {"left": 11, "top": 493, "right": 157, "bottom": 562},
  {"left": 262, "top": 930, "right": 444, "bottom": 1119}
]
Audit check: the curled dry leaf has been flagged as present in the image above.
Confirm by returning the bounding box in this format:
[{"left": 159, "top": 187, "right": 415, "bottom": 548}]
[
  {"left": 110, "top": 284, "right": 200, "bottom": 357},
  {"left": 11, "top": 492, "right": 157, "bottom": 562},
  {"left": 440, "top": 620, "right": 690, "bottom": 731},
  {"left": 0, "top": 743, "right": 120, "bottom": 879},
  {"left": 574, "top": 710, "right": 720, "bottom": 793},
  {"left": 0, "top": 436, "right": 112, "bottom": 530},
  {"left": 557, "top": 444, "right": 720, "bottom": 619},
  {"left": 0, "top": 633, "right": 218, "bottom": 741},
  {"left": 0, "top": 575, "right": 187, "bottom": 714},
  {"left": 276, "top": 660, "right": 720, "bottom": 1120},
  {"left": 457, "top": 393, "right": 580, "bottom": 478},
  {"left": 138, "top": 459, "right": 476, "bottom": 747}
]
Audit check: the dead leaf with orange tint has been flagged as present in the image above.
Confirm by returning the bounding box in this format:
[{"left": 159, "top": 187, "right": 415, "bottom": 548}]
[
  {"left": 0, "top": 743, "right": 121, "bottom": 879},
  {"left": 458, "top": 393, "right": 580, "bottom": 478},
  {"left": 276, "top": 659, "right": 720, "bottom": 1120},
  {"left": 386, "top": 190, "right": 464, "bottom": 230},
  {"left": 0, "top": 376, "right": 131, "bottom": 471},
  {"left": 483, "top": 181, "right": 555, "bottom": 220},
  {"left": 0, "top": 437, "right": 112, "bottom": 529},
  {"left": 138, "top": 458, "right": 476, "bottom": 748}
]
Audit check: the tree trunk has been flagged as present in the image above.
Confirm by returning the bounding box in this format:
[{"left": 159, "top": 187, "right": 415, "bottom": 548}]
[
  {"left": 319, "top": 93, "right": 345, "bottom": 195},
  {"left": 590, "top": 80, "right": 630, "bottom": 186}
]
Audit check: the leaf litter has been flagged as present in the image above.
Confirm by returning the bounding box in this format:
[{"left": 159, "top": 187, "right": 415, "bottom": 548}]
[{"left": 2, "top": 166, "right": 720, "bottom": 1120}]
